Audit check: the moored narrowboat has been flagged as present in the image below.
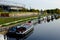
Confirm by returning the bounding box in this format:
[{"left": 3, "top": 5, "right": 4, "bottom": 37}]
[{"left": 7, "top": 22, "right": 34, "bottom": 36}]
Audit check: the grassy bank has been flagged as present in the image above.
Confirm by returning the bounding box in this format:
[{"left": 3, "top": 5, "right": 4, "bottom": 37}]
[
  {"left": 0, "top": 16, "right": 38, "bottom": 24},
  {"left": 0, "top": 16, "right": 38, "bottom": 27}
]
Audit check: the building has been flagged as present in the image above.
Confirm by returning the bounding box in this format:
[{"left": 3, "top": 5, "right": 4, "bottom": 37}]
[
  {"left": 0, "top": 3, "right": 25, "bottom": 12},
  {"left": 0, "top": 3, "right": 25, "bottom": 17}
]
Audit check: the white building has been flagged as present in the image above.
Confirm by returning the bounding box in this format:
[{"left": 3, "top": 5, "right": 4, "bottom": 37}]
[{"left": 0, "top": 0, "right": 25, "bottom": 11}]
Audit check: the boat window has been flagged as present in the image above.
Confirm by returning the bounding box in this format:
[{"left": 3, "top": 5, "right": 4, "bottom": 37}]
[
  {"left": 9, "top": 27, "right": 16, "bottom": 31},
  {"left": 17, "top": 27, "right": 26, "bottom": 32}
]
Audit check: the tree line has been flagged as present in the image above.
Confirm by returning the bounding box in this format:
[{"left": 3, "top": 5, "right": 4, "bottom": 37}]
[
  {"left": 44, "top": 8, "right": 60, "bottom": 14},
  {"left": 19, "top": 8, "right": 40, "bottom": 12}
]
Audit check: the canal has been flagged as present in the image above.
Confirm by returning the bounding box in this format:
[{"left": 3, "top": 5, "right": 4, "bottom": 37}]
[{"left": 7, "top": 18, "right": 60, "bottom": 40}]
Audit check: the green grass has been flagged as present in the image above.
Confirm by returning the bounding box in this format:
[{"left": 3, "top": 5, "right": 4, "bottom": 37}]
[
  {"left": 0, "top": 16, "right": 38, "bottom": 24},
  {"left": 1, "top": 17, "right": 37, "bottom": 26}
]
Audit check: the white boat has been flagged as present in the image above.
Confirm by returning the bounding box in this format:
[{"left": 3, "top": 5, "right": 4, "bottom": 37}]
[
  {"left": 7, "top": 22, "right": 34, "bottom": 36},
  {"left": 47, "top": 15, "right": 51, "bottom": 20},
  {"left": 0, "top": 34, "right": 7, "bottom": 40},
  {"left": 32, "top": 19, "right": 38, "bottom": 24},
  {"left": 16, "top": 23, "right": 34, "bottom": 35},
  {"left": 43, "top": 16, "right": 47, "bottom": 20}
]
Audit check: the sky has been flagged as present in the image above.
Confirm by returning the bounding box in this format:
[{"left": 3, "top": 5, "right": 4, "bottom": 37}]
[{"left": 0, "top": 0, "right": 60, "bottom": 10}]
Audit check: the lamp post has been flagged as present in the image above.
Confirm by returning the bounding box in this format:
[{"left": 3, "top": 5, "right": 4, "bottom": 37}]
[
  {"left": 38, "top": 9, "right": 42, "bottom": 19},
  {"left": 30, "top": 6, "right": 32, "bottom": 20},
  {"left": 37, "top": 9, "right": 43, "bottom": 23}
]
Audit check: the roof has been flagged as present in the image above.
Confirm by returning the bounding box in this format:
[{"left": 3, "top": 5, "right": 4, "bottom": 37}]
[{"left": 0, "top": 1, "right": 25, "bottom": 8}]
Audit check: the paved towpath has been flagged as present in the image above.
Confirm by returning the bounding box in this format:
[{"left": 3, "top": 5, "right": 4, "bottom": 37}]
[{"left": 0, "top": 22, "right": 26, "bottom": 35}]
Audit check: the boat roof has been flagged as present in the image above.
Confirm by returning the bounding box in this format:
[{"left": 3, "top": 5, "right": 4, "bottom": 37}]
[
  {"left": 22, "top": 23, "right": 32, "bottom": 29},
  {"left": 10, "top": 23, "right": 32, "bottom": 30}
]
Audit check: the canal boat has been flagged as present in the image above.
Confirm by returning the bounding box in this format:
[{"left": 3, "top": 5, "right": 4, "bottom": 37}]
[
  {"left": 32, "top": 19, "right": 38, "bottom": 25},
  {"left": 7, "top": 22, "right": 34, "bottom": 36},
  {"left": 47, "top": 16, "right": 51, "bottom": 20},
  {"left": 51, "top": 15, "right": 54, "bottom": 21},
  {"left": 43, "top": 16, "right": 47, "bottom": 21},
  {"left": 7, "top": 28, "right": 34, "bottom": 39},
  {"left": 54, "top": 14, "right": 59, "bottom": 19},
  {"left": 38, "top": 19, "right": 41, "bottom": 23},
  {"left": 16, "top": 23, "right": 34, "bottom": 35},
  {"left": 38, "top": 17, "right": 43, "bottom": 21},
  {"left": 47, "top": 15, "right": 51, "bottom": 20}
]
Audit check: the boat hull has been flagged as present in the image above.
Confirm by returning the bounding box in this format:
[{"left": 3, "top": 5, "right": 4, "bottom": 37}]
[
  {"left": 16, "top": 26, "right": 34, "bottom": 35},
  {"left": 7, "top": 25, "right": 34, "bottom": 37}
]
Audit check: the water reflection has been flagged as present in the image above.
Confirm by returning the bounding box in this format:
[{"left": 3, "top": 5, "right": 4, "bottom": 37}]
[
  {"left": 51, "top": 18, "right": 54, "bottom": 21},
  {"left": 47, "top": 19, "right": 50, "bottom": 22},
  {"left": 7, "top": 28, "right": 34, "bottom": 40}
]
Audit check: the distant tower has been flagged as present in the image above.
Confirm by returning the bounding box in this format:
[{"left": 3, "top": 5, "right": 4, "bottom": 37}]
[{"left": 38, "top": 9, "right": 43, "bottom": 19}]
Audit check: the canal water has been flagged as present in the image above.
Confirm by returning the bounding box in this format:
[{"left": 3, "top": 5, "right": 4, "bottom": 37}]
[{"left": 7, "top": 18, "right": 60, "bottom": 40}]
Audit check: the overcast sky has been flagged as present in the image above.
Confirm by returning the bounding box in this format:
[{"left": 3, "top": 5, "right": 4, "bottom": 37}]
[{"left": 0, "top": 0, "right": 60, "bottom": 10}]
